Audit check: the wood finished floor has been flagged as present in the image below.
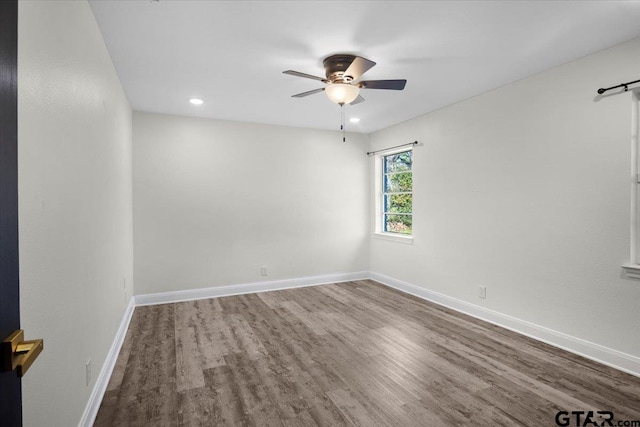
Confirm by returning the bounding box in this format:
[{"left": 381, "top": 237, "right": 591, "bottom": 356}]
[{"left": 94, "top": 280, "right": 640, "bottom": 426}]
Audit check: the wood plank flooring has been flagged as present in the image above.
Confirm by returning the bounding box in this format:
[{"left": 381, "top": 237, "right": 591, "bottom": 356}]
[{"left": 94, "top": 280, "right": 640, "bottom": 426}]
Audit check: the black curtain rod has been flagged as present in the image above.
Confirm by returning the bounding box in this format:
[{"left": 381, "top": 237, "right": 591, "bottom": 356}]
[
  {"left": 367, "top": 141, "right": 418, "bottom": 156},
  {"left": 597, "top": 78, "right": 640, "bottom": 95}
]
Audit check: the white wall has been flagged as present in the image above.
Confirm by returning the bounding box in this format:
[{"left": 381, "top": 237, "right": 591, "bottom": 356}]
[
  {"left": 18, "top": 1, "right": 133, "bottom": 426},
  {"left": 133, "top": 113, "right": 369, "bottom": 295},
  {"left": 369, "top": 37, "right": 640, "bottom": 359}
]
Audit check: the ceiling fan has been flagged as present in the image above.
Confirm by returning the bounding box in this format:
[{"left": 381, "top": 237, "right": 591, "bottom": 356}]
[{"left": 283, "top": 54, "right": 407, "bottom": 105}]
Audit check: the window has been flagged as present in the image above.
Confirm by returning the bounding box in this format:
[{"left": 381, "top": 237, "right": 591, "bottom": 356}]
[
  {"left": 379, "top": 149, "right": 413, "bottom": 235},
  {"left": 623, "top": 90, "right": 640, "bottom": 278}
]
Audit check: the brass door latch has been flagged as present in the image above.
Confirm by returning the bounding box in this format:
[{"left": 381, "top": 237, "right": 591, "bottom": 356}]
[{"left": 1, "top": 330, "right": 43, "bottom": 377}]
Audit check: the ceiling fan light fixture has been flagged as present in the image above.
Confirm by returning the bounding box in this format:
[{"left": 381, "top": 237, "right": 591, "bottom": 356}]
[{"left": 325, "top": 83, "right": 359, "bottom": 104}]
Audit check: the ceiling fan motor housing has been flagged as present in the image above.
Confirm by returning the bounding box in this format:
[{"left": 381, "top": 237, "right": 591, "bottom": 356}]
[{"left": 323, "top": 54, "right": 356, "bottom": 83}]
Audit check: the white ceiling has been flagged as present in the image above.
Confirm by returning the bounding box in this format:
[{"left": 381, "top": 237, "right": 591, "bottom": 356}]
[{"left": 89, "top": 1, "right": 640, "bottom": 134}]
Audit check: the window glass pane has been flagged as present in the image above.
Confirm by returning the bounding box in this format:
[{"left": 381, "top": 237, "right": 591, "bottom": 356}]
[
  {"left": 384, "top": 194, "right": 412, "bottom": 213},
  {"left": 384, "top": 151, "right": 412, "bottom": 173},
  {"left": 385, "top": 214, "right": 412, "bottom": 234},
  {"left": 381, "top": 149, "right": 413, "bottom": 236},
  {"left": 383, "top": 171, "right": 412, "bottom": 192}
]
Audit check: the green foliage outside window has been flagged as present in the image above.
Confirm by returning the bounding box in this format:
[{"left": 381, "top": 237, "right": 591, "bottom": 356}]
[{"left": 383, "top": 151, "right": 412, "bottom": 234}]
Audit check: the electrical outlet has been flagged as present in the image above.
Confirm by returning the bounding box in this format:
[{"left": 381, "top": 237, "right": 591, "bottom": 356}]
[
  {"left": 86, "top": 359, "right": 92, "bottom": 386},
  {"left": 261, "top": 266, "right": 268, "bottom": 276},
  {"left": 479, "top": 286, "right": 487, "bottom": 299}
]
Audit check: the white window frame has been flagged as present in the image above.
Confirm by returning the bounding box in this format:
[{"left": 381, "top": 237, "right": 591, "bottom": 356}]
[
  {"left": 373, "top": 146, "right": 414, "bottom": 243},
  {"left": 623, "top": 90, "right": 640, "bottom": 278}
]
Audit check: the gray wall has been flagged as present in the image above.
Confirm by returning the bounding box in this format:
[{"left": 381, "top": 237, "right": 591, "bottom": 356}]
[
  {"left": 369, "top": 37, "right": 640, "bottom": 360},
  {"left": 18, "top": 1, "right": 134, "bottom": 425},
  {"left": 133, "top": 113, "right": 369, "bottom": 295}
]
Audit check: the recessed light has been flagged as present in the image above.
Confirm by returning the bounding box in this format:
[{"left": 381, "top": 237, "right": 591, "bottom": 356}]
[
  {"left": 189, "top": 98, "right": 204, "bottom": 105},
  {"left": 349, "top": 117, "right": 360, "bottom": 123}
]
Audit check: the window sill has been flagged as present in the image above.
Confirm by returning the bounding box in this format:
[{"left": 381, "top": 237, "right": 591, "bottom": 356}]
[
  {"left": 373, "top": 232, "right": 413, "bottom": 244},
  {"left": 622, "top": 264, "right": 640, "bottom": 279}
]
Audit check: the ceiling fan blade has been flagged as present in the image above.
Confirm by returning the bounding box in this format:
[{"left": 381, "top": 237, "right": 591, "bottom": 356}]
[
  {"left": 283, "top": 70, "right": 327, "bottom": 82},
  {"left": 349, "top": 95, "right": 365, "bottom": 105},
  {"left": 344, "top": 56, "right": 376, "bottom": 80},
  {"left": 360, "top": 79, "right": 407, "bottom": 90},
  {"left": 291, "top": 88, "right": 325, "bottom": 98}
]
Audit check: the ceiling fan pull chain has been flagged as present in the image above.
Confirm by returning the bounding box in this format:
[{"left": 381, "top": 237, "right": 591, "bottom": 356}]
[{"left": 340, "top": 103, "right": 346, "bottom": 142}]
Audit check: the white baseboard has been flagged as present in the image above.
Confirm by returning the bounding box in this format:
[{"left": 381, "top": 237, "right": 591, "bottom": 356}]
[
  {"left": 134, "top": 271, "right": 370, "bottom": 306},
  {"left": 370, "top": 271, "right": 640, "bottom": 378},
  {"left": 78, "top": 296, "right": 136, "bottom": 427}
]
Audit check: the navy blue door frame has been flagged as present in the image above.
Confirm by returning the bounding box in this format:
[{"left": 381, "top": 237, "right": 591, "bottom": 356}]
[{"left": 0, "top": 0, "right": 22, "bottom": 425}]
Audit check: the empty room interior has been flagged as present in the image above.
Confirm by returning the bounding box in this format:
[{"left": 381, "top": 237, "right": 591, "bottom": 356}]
[{"left": 4, "top": 0, "right": 640, "bottom": 426}]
